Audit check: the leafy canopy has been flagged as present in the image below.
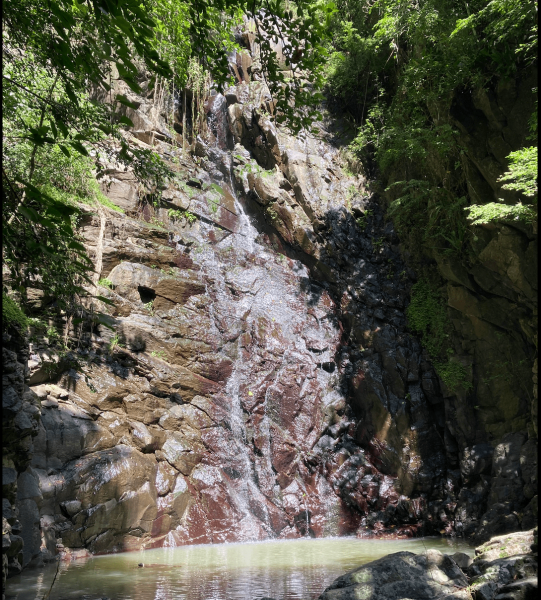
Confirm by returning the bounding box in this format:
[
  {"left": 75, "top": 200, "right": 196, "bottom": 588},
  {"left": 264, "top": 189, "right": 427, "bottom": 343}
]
[
  {"left": 3, "top": 0, "right": 333, "bottom": 317},
  {"left": 323, "top": 0, "right": 537, "bottom": 256}
]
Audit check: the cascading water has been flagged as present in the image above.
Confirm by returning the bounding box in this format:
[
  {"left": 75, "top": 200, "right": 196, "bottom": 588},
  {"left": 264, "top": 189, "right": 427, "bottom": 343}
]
[
  {"left": 19, "top": 56, "right": 453, "bottom": 561},
  {"left": 178, "top": 130, "right": 355, "bottom": 540}
]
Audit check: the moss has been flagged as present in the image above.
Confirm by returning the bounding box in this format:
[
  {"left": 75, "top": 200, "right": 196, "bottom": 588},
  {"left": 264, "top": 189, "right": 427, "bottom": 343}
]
[
  {"left": 407, "top": 279, "right": 472, "bottom": 394},
  {"left": 435, "top": 360, "right": 472, "bottom": 395},
  {"left": 41, "top": 182, "right": 124, "bottom": 214},
  {"left": 138, "top": 221, "right": 168, "bottom": 232},
  {"left": 95, "top": 190, "right": 124, "bottom": 213},
  {"left": 407, "top": 279, "right": 449, "bottom": 358},
  {"left": 2, "top": 293, "right": 28, "bottom": 330}
]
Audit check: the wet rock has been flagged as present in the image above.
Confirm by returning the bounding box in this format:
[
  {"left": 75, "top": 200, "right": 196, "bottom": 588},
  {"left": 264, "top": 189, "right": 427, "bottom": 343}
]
[
  {"left": 460, "top": 444, "right": 494, "bottom": 482},
  {"left": 6, "top": 33, "right": 536, "bottom": 566},
  {"left": 155, "top": 461, "right": 178, "bottom": 497},
  {"left": 161, "top": 433, "right": 201, "bottom": 475},
  {"left": 18, "top": 499, "right": 40, "bottom": 567}
]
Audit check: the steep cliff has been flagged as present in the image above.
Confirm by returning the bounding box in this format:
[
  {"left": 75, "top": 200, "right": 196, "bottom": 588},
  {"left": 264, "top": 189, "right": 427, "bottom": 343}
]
[
  {"left": 2, "top": 25, "right": 536, "bottom": 575},
  {"left": 381, "top": 65, "right": 538, "bottom": 544}
]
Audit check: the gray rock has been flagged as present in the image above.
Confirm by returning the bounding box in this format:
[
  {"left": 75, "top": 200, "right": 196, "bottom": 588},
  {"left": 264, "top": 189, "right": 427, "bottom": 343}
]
[
  {"left": 18, "top": 498, "right": 40, "bottom": 567},
  {"left": 60, "top": 500, "right": 82, "bottom": 517},
  {"left": 466, "top": 530, "right": 538, "bottom": 600},
  {"left": 3, "top": 385, "right": 21, "bottom": 414},
  {"left": 521, "top": 495, "right": 537, "bottom": 530},
  {"left": 452, "top": 552, "right": 473, "bottom": 569},
  {"left": 460, "top": 443, "right": 494, "bottom": 481},
  {"left": 494, "top": 577, "right": 538, "bottom": 600},
  {"left": 2, "top": 467, "right": 17, "bottom": 487},
  {"left": 318, "top": 550, "right": 471, "bottom": 599},
  {"left": 16, "top": 471, "right": 42, "bottom": 501},
  {"left": 3, "top": 498, "right": 14, "bottom": 521}
]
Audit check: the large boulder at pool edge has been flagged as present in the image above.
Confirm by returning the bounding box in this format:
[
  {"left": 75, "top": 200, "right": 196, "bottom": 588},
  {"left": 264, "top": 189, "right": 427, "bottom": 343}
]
[{"left": 318, "top": 549, "right": 472, "bottom": 600}]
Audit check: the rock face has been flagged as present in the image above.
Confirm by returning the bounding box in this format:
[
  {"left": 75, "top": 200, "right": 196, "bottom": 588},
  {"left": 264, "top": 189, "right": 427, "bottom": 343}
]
[
  {"left": 464, "top": 529, "right": 538, "bottom": 600},
  {"left": 384, "top": 65, "right": 538, "bottom": 544},
  {"left": 22, "top": 84, "right": 457, "bottom": 553},
  {"left": 2, "top": 23, "right": 536, "bottom": 568},
  {"left": 2, "top": 323, "right": 43, "bottom": 588}
]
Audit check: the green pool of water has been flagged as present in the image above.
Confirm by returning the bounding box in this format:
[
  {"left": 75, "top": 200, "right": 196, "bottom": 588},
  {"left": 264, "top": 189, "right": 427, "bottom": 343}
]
[{"left": 6, "top": 536, "right": 474, "bottom": 600}]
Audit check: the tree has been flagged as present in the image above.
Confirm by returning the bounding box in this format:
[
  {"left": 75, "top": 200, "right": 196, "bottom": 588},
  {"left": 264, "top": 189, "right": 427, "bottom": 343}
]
[
  {"left": 2, "top": 0, "right": 333, "bottom": 315},
  {"left": 323, "top": 0, "right": 537, "bottom": 247}
]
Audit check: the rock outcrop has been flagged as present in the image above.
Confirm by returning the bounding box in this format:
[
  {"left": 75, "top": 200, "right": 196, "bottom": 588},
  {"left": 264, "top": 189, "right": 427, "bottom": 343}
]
[
  {"left": 465, "top": 529, "right": 538, "bottom": 600},
  {"left": 2, "top": 322, "right": 43, "bottom": 589},
  {"left": 317, "top": 529, "right": 538, "bottom": 600},
  {"left": 318, "top": 549, "right": 472, "bottom": 600},
  {"left": 383, "top": 65, "right": 538, "bottom": 544}
]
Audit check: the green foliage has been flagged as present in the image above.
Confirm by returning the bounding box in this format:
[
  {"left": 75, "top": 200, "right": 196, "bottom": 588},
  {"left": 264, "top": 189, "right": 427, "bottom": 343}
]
[
  {"left": 234, "top": 160, "right": 274, "bottom": 178},
  {"left": 150, "top": 216, "right": 167, "bottom": 228},
  {"left": 355, "top": 208, "right": 373, "bottom": 231},
  {"left": 93, "top": 190, "right": 124, "bottom": 213},
  {"left": 407, "top": 279, "right": 471, "bottom": 394},
  {"left": 465, "top": 202, "right": 536, "bottom": 226},
  {"left": 46, "top": 325, "right": 61, "bottom": 344},
  {"left": 372, "top": 236, "right": 384, "bottom": 250},
  {"left": 108, "top": 333, "right": 120, "bottom": 353},
  {"left": 498, "top": 147, "right": 538, "bottom": 199},
  {"left": 206, "top": 191, "right": 221, "bottom": 215},
  {"left": 98, "top": 278, "right": 114, "bottom": 289},
  {"left": 150, "top": 0, "right": 193, "bottom": 87},
  {"left": 3, "top": 0, "right": 333, "bottom": 318},
  {"left": 144, "top": 300, "right": 155, "bottom": 315},
  {"left": 387, "top": 180, "right": 469, "bottom": 257},
  {"left": 465, "top": 146, "right": 537, "bottom": 226},
  {"left": 451, "top": 0, "right": 537, "bottom": 65},
  {"left": 2, "top": 8, "right": 163, "bottom": 310},
  {"left": 407, "top": 279, "right": 448, "bottom": 359},
  {"left": 150, "top": 349, "right": 167, "bottom": 359},
  {"left": 2, "top": 293, "right": 28, "bottom": 330},
  {"left": 324, "top": 0, "right": 537, "bottom": 262},
  {"left": 168, "top": 208, "right": 197, "bottom": 224},
  {"left": 435, "top": 360, "right": 472, "bottom": 395}
]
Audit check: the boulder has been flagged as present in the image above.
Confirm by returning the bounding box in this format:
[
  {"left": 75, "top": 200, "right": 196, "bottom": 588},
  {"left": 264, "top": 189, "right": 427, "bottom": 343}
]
[
  {"left": 465, "top": 530, "right": 538, "bottom": 600},
  {"left": 318, "top": 550, "right": 471, "bottom": 599},
  {"left": 474, "top": 529, "right": 535, "bottom": 562}
]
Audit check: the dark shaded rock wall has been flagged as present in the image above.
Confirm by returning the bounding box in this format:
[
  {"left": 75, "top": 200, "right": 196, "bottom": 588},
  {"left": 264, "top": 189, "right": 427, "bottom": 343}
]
[
  {"left": 406, "top": 68, "right": 537, "bottom": 544},
  {"left": 2, "top": 324, "right": 43, "bottom": 590}
]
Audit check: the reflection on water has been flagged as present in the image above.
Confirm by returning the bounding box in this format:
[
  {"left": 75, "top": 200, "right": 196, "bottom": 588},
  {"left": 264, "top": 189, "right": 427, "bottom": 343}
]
[{"left": 6, "top": 537, "right": 474, "bottom": 600}]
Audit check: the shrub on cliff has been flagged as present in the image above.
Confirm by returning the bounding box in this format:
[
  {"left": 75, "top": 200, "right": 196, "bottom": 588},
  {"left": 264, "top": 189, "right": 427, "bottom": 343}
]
[
  {"left": 2, "top": 294, "right": 28, "bottom": 331},
  {"left": 323, "top": 0, "right": 537, "bottom": 257}
]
